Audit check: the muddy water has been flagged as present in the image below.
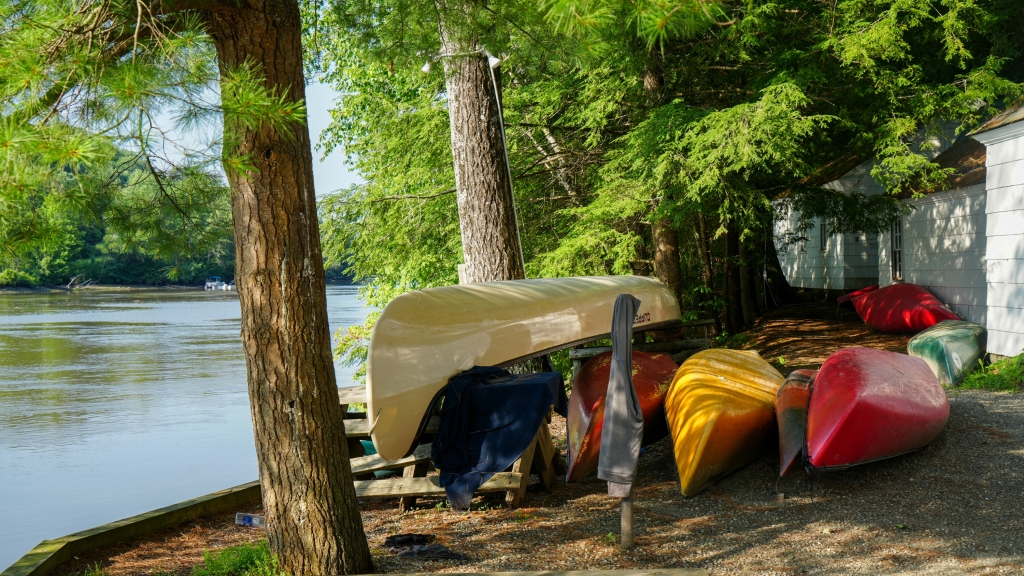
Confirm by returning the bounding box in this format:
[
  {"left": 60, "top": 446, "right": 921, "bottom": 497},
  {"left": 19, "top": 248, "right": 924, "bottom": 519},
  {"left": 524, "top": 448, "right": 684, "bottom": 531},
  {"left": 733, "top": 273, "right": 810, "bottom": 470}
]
[{"left": 0, "top": 286, "right": 368, "bottom": 569}]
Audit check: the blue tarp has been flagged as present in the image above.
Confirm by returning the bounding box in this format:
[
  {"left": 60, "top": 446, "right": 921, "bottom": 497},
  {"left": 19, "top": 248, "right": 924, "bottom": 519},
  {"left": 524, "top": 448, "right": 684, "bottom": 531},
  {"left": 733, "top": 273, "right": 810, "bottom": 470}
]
[{"left": 431, "top": 366, "right": 568, "bottom": 509}]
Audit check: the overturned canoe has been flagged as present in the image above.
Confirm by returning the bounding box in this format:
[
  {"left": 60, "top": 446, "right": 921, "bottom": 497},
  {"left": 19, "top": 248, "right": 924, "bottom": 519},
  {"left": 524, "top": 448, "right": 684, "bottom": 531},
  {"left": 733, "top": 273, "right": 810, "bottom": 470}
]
[
  {"left": 566, "top": 351, "right": 676, "bottom": 482},
  {"left": 851, "top": 283, "right": 959, "bottom": 333},
  {"left": 665, "top": 349, "right": 783, "bottom": 496},
  {"left": 806, "top": 348, "right": 948, "bottom": 472},
  {"left": 908, "top": 320, "right": 987, "bottom": 386},
  {"left": 837, "top": 285, "right": 878, "bottom": 310},
  {"left": 367, "top": 276, "right": 682, "bottom": 460},
  {"left": 775, "top": 369, "right": 816, "bottom": 477}
]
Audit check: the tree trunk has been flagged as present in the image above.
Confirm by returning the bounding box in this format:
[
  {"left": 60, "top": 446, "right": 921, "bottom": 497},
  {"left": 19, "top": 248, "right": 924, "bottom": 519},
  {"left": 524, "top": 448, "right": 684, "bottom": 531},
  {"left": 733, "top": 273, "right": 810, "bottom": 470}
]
[
  {"left": 653, "top": 218, "right": 681, "bottom": 301},
  {"left": 725, "top": 221, "right": 743, "bottom": 333},
  {"left": 204, "top": 3, "right": 372, "bottom": 574},
  {"left": 436, "top": 12, "right": 524, "bottom": 283},
  {"left": 697, "top": 214, "right": 722, "bottom": 334},
  {"left": 738, "top": 240, "right": 756, "bottom": 326}
]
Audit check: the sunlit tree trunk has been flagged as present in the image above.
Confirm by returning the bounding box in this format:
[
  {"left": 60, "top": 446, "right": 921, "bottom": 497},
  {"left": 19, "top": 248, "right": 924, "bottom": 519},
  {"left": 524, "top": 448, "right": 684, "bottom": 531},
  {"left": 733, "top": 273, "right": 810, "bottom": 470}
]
[
  {"left": 436, "top": 6, "right": 524, "bottom": 283},
  {"left": 203, "top": 1, "right": 372, "bottom": 573}
]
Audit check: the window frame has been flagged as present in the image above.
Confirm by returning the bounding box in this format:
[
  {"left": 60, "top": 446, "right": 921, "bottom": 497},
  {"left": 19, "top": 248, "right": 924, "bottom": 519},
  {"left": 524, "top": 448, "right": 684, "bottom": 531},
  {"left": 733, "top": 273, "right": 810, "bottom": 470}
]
[{"left": 891, "top": 216, "right": 903, "bottom": 281}]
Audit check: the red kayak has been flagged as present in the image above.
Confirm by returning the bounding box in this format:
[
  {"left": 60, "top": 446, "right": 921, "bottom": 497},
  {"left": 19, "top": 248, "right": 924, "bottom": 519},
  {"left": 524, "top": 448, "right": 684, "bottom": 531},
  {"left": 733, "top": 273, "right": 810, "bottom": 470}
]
[
  {"left": 566, "top": 351, "right": 676, "bottom": 481},
  {"left": 837, "top": 285, "right": 877, "bottom": 310},
  {"left": 805, "top": 348, "right": 949, "bottom": 472},
  {"left": 775, "top": 369, "right": 816, "bottom": 477},
  {"left": 852, "top": 283, "right": 959, "bottom": 333}
]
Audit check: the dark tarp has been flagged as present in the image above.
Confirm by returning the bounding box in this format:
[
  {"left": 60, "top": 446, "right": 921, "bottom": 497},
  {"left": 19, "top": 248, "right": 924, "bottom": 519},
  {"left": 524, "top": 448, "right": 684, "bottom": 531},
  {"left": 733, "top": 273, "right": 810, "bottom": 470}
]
[{"left": 431, "top": 366, "right": 568, "bottom": 510}]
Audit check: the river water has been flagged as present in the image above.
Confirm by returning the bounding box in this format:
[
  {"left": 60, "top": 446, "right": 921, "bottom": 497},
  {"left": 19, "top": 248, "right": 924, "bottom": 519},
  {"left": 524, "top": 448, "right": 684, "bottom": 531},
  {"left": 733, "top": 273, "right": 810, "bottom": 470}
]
[{"left": 0, "top": 286, "right": 368, "bottom": 570}]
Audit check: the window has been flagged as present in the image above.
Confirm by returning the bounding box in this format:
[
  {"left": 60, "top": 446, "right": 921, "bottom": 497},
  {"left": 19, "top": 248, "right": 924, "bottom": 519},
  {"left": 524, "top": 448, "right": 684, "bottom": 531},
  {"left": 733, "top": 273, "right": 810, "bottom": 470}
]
[
  {"left": 891, "top": 217, "right": 903, "bottom": 281},
  {"left": 819, "top": 218, "right": 828, "bottom": 252}
]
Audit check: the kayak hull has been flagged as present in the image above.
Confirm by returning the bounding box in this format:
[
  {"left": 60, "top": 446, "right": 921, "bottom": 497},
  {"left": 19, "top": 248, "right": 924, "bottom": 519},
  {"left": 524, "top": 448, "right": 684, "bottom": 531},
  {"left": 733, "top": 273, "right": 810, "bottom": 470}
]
[
  {"left": 837, "top": 285, "right": 878, "bottom": 310},
  {"left": 807, "top": 348, "right": 949, "bottom": 471},
  {"left": 907, "top": 320, "right": 987, "bottom": 386},
  {"left": 851, "top": 283, "right": 959, "bottom": 333},
  {"left": 775, "top": 369, "right": 816, "bottom": 477},
  {"left": 566, "top": 351, "right": 677, "bottom": 482},
  {"left": 665, "top": 349, "right": 783, "bottom": 497},
  {"left": 368, "top": 276, "right": 682, "bottom": 460}
]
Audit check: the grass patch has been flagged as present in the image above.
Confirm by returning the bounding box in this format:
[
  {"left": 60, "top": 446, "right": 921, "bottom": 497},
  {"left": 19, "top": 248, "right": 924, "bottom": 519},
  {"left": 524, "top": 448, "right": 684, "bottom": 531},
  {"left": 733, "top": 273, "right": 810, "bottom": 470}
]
[
  {"left": 193, "top": 541, "right": 285, "bottom": 576},
  {"left": 962, "top": 353, "right": 1024, "bottom": 391}
]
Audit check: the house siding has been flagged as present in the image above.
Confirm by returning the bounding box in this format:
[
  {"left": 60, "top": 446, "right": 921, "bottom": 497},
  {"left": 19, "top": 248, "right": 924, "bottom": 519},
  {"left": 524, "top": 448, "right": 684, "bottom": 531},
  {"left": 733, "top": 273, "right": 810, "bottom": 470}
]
[
  {"left": 775, "top": 206, "right": 848, "bottom": 290},
  {"left": 981, "top": 131, "right": 1024, "bottom": 357},
  {"left": 877, "top": 184, "right": 988, "bottom": 326}
]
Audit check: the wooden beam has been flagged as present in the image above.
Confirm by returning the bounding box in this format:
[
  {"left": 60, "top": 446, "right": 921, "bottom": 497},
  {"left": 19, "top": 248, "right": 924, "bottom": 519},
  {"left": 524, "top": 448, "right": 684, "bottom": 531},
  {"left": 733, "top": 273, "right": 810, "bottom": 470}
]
[
  {"left": 338, "top": 385, "right": 367, "bottom": 405},
  {"left": 344, "top": 416, "right": 439, "bottom": 438},
  {"left": 354, "top": 472, "right": 522, "bottom": 498},
  {"left": 569, "top": 339, "right": 710, "bottom": 360},
  {"left": 350, "top": 444, "right": 431, "bottom": 475}
]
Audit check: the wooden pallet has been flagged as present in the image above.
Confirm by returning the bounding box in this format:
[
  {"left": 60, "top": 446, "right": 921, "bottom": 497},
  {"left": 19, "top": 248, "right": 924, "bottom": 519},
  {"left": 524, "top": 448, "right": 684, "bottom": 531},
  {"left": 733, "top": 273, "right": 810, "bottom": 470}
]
[{"left": 338, "top": 386, "right": 561, "bottom": 509}]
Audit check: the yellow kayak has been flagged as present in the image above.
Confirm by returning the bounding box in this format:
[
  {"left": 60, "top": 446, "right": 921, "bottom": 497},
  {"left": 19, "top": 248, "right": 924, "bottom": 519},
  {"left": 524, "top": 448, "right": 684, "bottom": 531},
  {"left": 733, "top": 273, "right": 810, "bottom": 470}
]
[{"left": 666, "top": 349, "right": 783, "bottom": 496}]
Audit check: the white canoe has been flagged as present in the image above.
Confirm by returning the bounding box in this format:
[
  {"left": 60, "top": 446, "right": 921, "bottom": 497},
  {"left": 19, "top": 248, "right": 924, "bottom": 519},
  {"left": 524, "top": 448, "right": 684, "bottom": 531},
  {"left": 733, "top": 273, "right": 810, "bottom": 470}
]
[{"left": 366, "top": 276, "right": 682, "bottom": 460}]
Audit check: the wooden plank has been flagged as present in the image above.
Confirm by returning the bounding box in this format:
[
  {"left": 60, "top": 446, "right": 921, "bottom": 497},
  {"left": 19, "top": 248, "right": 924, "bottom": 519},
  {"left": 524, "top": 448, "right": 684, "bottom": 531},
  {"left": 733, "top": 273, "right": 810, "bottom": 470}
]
[
  {"left": 338, "top": 385, "right": 367, "bottom": 405},
  {"left": 364, "top": 565, "right": 708, "bottom": 569},
  {"left": 354, "top": 472, "right": 521, "bottom": 498},
  {"left": 569, "top": 339, "right": 710, "bottom": 359},
  {"left": 399, "top": 461, "right": 429, "bottom": 511},
  {"left": 344, "top": 416, "right": 439, "bottom": 438},
  {"left": 350, "top": 444, "right": 431, "bottom": 475},
  {"left": 507, "top": 433, "right": 539, "bottom": 508}
]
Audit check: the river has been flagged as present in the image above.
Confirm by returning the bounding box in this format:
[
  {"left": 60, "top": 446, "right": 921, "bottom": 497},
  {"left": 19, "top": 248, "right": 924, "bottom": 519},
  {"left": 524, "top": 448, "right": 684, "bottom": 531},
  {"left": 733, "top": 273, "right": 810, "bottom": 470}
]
[{"left": 0, "top": 286, "right": 369, "bottom": 570}]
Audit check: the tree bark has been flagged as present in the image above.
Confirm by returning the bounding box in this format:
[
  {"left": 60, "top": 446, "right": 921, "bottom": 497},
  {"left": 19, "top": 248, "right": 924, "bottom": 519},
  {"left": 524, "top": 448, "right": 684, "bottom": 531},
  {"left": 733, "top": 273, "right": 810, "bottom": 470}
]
[
  {"left": 204, "top": 2, "right": 372, "bottom": 574},
  {"left": 653, "top": 218, "right": 681, "bottom": 301},
  {"left": 697, "top": 214, "right": 722, "bottom": 334},
  {"left": 725, "top": 221, "right": 743, "bottom": 333},
  {"left": 738, "top": 239, "right": 756, "bottom": 326},
  {"left": 436, "top": 11, "right": 524, "bottom": 283}
]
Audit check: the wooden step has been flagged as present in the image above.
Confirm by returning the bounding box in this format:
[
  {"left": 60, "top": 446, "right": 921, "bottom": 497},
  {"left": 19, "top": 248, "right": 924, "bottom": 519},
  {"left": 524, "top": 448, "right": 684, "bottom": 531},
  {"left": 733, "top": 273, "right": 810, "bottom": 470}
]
[
  {"left": 343, "top": 415, "right": 439, "bottom": 438},
  {"left": 351, "top": 444, "right": 431, "bottom": 475},
  {"left": 354, "top": 472, "right": 521, "bottom": 498}
]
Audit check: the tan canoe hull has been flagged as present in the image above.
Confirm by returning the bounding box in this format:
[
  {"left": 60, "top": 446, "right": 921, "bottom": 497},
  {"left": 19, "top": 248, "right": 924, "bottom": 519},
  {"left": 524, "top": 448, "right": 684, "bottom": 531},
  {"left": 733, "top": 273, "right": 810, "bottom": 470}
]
[
  {"left": 666, "top": 349, "right": 783, "bottom": 497},
  {"left": 367, "top": 276, "right": 682, "bottom": 460}
]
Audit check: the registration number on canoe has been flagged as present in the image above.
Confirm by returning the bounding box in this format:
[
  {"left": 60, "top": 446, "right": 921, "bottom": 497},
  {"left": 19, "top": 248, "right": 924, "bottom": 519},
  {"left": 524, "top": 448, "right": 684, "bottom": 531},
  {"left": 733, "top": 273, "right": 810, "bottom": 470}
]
[{"left": 634, "top": 312, "right": 651, "bottom": 325}]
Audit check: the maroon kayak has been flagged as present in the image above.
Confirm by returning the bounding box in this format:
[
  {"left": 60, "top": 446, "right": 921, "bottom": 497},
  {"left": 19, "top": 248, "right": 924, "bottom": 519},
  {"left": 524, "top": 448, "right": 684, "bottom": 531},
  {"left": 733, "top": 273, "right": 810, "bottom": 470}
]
[
  {"left": 852, "top": 283, "right": 959, "bottom": 333},
  {"left": 566, "top": 351, "right": 675, "bottom": 481},
  {"left": 775, "top": 369, "right": 816, "bottom": 476},
  {"left": 805, "top": 348, "right": 949, "bottom": 472}
]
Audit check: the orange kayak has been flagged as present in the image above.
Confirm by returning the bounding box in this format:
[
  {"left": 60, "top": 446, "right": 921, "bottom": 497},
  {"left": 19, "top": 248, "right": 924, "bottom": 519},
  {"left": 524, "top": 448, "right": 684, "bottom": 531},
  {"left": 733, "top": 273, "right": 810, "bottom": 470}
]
[
  {"left": 666, "top": 349, "right": 784, "bottom": 496},
  {"left": 566, "top": 351, "right": 677, "bottom": 481}
]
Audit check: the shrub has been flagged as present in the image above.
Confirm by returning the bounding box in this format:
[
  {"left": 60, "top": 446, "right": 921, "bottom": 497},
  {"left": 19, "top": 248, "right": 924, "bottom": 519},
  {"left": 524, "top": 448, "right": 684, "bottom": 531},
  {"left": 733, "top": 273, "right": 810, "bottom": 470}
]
[
  {"left": 192, "top": 541, "right": 285, "bottom": 576},
  {"left": 0, "top": 269, "right": 37, "bottom": 287},
  {"left": 962, "top": 353, "right": 1024, "bottom": 392}
]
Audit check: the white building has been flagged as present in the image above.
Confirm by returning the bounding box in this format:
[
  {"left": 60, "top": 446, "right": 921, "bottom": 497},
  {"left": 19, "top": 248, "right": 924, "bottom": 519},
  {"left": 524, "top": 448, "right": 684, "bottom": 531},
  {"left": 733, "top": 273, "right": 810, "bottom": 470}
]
[{"left": 776, "top": 106, "right": 1024, "bottom": 358}]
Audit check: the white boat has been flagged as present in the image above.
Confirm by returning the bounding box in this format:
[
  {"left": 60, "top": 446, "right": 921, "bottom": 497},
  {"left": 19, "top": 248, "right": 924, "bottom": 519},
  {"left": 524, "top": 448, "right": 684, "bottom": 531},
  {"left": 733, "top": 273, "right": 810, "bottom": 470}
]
[
  {"left": 366, "top": 275, "right": 682, "bottom": 460},
  {"left": 204, "top": 276, "right": 224, "bottom": 290}
]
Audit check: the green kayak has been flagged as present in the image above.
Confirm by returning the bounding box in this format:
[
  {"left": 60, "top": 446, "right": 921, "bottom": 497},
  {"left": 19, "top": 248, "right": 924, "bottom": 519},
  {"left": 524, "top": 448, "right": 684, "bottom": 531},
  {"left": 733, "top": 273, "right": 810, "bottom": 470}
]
[{"left": 907, "top": 320, "right": 987, "bottom": 386}]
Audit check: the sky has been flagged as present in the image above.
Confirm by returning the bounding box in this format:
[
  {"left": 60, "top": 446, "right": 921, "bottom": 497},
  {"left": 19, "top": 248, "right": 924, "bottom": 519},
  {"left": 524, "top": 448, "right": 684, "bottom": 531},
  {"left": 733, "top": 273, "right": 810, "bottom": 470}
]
[{"left": 305, "top": 82, "right": 364, "bottom": 196}]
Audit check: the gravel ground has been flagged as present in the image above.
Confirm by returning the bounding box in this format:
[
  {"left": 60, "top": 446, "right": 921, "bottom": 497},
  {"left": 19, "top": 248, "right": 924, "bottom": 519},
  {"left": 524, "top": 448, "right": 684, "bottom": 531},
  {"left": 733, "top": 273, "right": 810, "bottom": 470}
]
[{"left": 51, "top": 306, "right": 1024, "bottom": 576}]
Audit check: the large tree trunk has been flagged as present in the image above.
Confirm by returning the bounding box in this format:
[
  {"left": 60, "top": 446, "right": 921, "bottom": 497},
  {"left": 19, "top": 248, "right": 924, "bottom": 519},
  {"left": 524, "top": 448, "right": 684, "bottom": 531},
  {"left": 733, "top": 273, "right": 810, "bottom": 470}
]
[
  {"left": 653, "top": 218, "right": 681, "bottom": 301},
  {"left": 697, "top": 214, "right": 722, "bottom": 334},
  {"left": 738, "top": 240, "right": 757, "bottom": 326},
  {"left": 436, "top": 13, "right": 524, "bottom": 283},
  {"left": 204, "top": 3, "right": 372, "bottom": 574},
  {"left": 725, "top": 221, "right": 743, "bottom": 333}
]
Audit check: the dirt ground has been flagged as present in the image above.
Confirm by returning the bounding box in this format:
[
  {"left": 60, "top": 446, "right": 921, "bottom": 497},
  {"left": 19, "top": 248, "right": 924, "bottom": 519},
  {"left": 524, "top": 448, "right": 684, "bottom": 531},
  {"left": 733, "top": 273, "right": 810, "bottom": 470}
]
[{"left": 51, "top": 305, "right": 1024, "bottom": 576}]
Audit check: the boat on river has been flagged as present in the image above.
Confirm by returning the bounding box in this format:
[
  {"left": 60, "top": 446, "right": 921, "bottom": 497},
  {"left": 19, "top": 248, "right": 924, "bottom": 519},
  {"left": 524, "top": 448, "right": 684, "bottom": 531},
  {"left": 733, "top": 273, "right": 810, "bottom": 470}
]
[
  {"left": 204, "top": 276, "right": 225, "bottom": 290},
  {"left": 566, "top": 350, "right": 676, "bottom": 482},
  {"left": 665, "top": 349, "right": 783, "bottom": 496},
  {"left": 803, "top": 348, "right": 949, "bottom": 472},
  {"left": 366, "top": 276, "right": 682, "bottom": 460},
  {"left": 907, "top": 320, "right": 987, "bottom": 386}
]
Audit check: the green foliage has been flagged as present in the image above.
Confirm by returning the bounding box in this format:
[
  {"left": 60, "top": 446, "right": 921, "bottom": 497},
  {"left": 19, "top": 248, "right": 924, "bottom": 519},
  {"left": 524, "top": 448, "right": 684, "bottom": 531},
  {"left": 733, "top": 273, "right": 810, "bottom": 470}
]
[
  {"left": 962, "top": 354, "right": 1024, "bottom": 392},
  {"left": 193, "top": 541, "right": 286, "bottom": 576},
  {"left": 0, "top": 269, "right": 38, "bottom": 288},
  {"left": 82, "top": 563, "right": 110, "bottom": 576},
  {"left": 0, "top": 0, "right": 304, "bottom": 285}
]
